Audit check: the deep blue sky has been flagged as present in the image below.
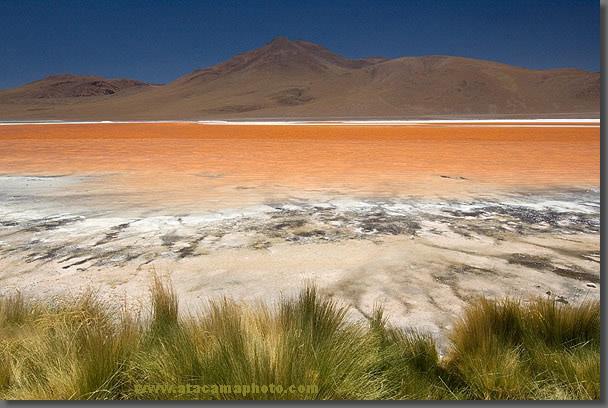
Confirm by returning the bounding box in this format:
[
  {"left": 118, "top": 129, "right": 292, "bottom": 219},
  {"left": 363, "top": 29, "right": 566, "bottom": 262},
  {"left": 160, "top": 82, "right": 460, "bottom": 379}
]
[{"left": 0, "top": 0, "right": 599, "bottom": 89}]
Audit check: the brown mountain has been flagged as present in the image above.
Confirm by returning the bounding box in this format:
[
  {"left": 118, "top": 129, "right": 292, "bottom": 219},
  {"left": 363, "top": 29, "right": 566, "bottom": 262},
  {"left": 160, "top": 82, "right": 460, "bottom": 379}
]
[
  {"left": 0, "top": 37, "right": 599, "bottom": 120},
  {"left": 0, "top": 74, "right": 149, "bottom": 99}
]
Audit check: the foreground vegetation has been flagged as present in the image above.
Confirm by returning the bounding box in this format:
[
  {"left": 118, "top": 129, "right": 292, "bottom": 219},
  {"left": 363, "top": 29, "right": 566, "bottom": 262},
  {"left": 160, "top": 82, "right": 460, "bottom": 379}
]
[{"left": 0, "top": 277, "right": 599, "bottom": 400}]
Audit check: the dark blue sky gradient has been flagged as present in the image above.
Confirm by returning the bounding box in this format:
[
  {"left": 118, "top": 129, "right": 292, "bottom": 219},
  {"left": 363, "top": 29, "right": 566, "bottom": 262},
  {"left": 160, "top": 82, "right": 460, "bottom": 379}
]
[{"left": 0, "top": 0, "right": 599, "bottom": 89}]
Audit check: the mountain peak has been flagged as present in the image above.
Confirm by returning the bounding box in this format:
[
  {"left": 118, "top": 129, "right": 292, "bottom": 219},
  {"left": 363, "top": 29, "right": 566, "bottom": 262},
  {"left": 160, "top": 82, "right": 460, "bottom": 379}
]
[
  {"left": 268, "top": 36, "right": 292, "bottom": 46},
  {"left": 43, "top": 73, "right": 83, "bottom": 81},
  {"left": 261, "top": 36, "right": 303, "bottom": 54},
  {"left": 177, "top": 38, "right": 381, "bottom": 85}
]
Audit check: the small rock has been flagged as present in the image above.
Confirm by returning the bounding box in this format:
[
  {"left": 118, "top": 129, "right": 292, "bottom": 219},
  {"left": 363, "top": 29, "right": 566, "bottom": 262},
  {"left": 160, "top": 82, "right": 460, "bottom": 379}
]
[{"left": 586, "top": 283, "right": 596, "bottom": 288}]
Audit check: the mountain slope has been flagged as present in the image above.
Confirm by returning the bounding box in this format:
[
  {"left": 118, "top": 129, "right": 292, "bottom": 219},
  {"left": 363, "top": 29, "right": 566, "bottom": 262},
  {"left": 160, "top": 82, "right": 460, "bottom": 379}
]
[
  {"left": 0, "top": 38, "right": 599, "bottom": 120},
  {"left": 0, "top": 74, "right": 150, "bottom": 99}
]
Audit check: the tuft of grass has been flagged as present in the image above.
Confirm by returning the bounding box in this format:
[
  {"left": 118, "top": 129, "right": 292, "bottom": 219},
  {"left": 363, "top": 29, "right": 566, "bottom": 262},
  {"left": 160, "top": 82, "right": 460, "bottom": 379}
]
[
  {"left": 0, "top": 290, "right": 139, "bottom": 400},
  {"left": 149, "top": 274, "right": 178, "bottom": 333},
  {"left": 0, "top": 291, "right": 31, "bottom": 327},
  {"left": 446, "top": 296, "right": 600, "bottom": 400},
  {"left": 525, "top": 298, "right": 600, "bottom": 349},
  {"left": 0, "top": 280, "right": 600, "bottom": 400}
]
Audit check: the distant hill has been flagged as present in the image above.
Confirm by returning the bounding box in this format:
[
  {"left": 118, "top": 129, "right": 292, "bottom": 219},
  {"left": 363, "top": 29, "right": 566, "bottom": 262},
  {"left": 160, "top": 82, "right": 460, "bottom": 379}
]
[
  {"left": 0, "top": 37, "right": 599, "bottom": 120},
  {"left": 0, "top": 74, "right": 149, "bottom": 99}
]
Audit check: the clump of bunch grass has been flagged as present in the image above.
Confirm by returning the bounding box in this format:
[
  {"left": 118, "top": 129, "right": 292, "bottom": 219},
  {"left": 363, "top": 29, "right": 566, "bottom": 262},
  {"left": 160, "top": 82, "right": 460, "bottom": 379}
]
[
  {"left": 445, "top": 297, "right": 600, "bottom": 400},
  {"left": 0, "top": 280, "right": 599, "bottom": 400}
]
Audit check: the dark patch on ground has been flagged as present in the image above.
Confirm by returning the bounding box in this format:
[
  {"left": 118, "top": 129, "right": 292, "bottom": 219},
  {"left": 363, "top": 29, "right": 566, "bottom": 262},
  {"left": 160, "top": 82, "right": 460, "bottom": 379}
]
[
  {"left": 449, "top": 264, "right": 497, "bottom": 276},
  {"left": 161, "top": 234, "right": 183, "bottom": 248},
  {"left": 551, "top": 266, "right": 600, "bottom": 284},
  {"left": 485, "top": 206, "right": 599, "bottom": 233},
  {"left": 581, "top": 251, "right": 601, "bottom": 263},
  {"left": 177, "top": 245, "right": 196, "bottom": 258},
  {"left": 95, "top": 222, "right": 129, "bottom": 245},
  {"left": 440, "top": 203, "right": 599, "bottom": 236},
  {"left": 271, "top": 219, "right": 307, "bottom": 230},
  {"left": 62, "top": 257, "right": 94, "bottom": 269},
  {"left": 23, "top": 216, "right": 81, "bottom": 232},
  {"left": 204, "top": 104, "right": 262, "bottom": 113},
  {"left": 294, "top": 229, "right": 326, "bottom": 238},
  {"left": 250, "top": 240, "right": 271, "bottom": 250},
  {"left": 439, "top": 175, "right": 468, "bottom": 180},
  {"left": 96, "top": 231, "right": 120, "bottom": 246},
  {"left": 507, "top": 253, "right": 553, "bottom": 269},
  {"left": 25, "top": 246, "right": 65, "bottom": 263},
  {"left": 506, "top": 253, "right": 599, "bottom": 284},
  {"left": 271, "top": 88, "right": 314, "bottom": 106},
  {"left": 447, "top": 222, "right": 506, "bottom": 239},
  {"left": 177, "top": 236, "right": 206, "bottom": 259},
  {"left": 356, "top": 211, "right": 420, "bottom": 236},
  {"left": 442, "top": 208, "right": 486, "bottom": 218}
]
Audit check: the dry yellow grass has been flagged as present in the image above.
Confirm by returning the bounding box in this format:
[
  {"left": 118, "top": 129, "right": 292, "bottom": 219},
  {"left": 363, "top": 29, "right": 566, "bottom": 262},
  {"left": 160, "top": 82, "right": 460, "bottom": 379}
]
[{"left": 0, "top": 278, "right": 599, "bottom": 400}]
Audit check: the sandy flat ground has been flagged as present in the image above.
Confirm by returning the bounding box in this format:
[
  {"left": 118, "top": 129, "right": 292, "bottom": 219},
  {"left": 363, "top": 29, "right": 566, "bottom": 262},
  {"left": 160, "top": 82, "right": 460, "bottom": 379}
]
[{"left": 0, "top": 123, "right": 600, "bottom": 345}]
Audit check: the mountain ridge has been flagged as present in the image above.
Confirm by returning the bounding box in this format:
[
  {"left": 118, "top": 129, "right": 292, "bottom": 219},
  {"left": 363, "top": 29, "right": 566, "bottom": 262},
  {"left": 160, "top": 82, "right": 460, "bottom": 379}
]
[
  {"left": 0, "top": 37, "right": 599, "bottom": 119},
  {"left": 0, "top": 74, "right": 150, "bottom": 99}
]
